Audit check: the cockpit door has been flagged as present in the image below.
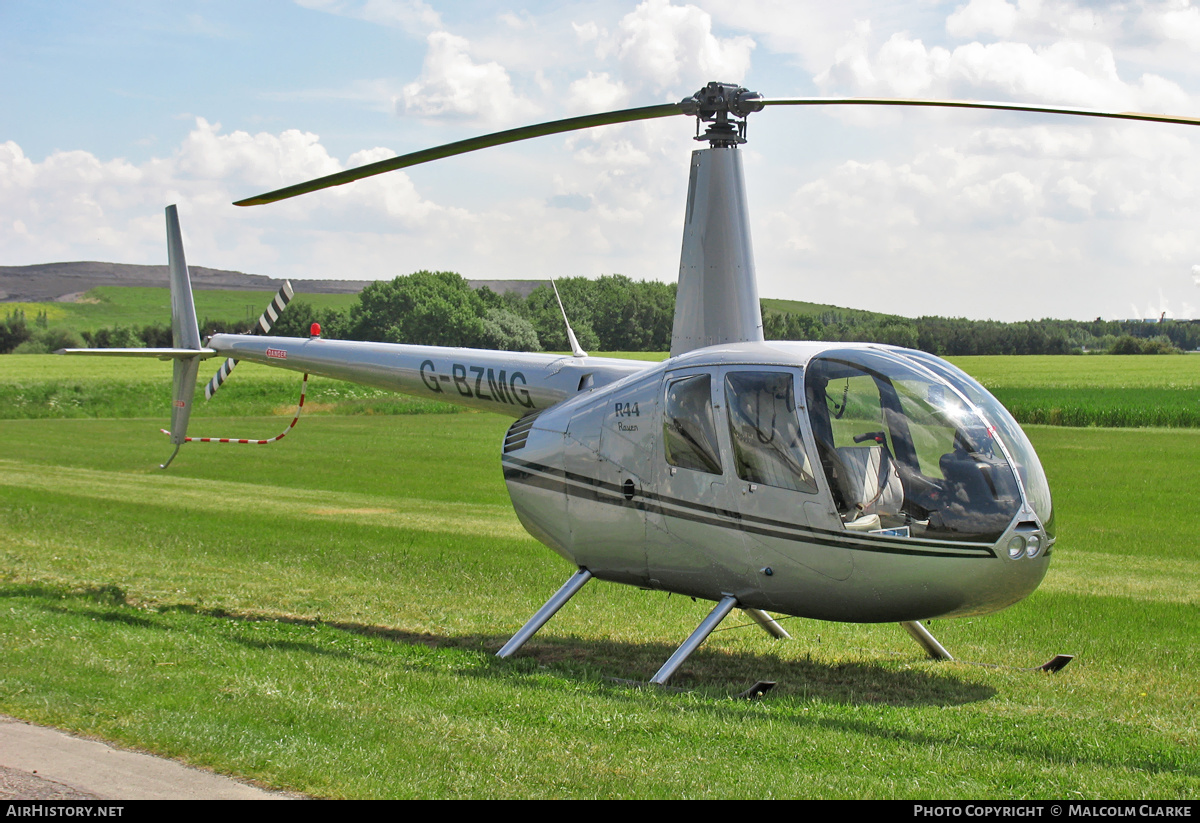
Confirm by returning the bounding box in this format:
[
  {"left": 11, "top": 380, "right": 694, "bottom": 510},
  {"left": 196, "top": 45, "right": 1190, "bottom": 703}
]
[
  {"left": 565, "top": 372, "right": 659, "bottom": 586},
  {"left": 716, "top": 367, "right": 853, "bottom": 610},
  {"left": 648, "top": 369, "right": 755, "bottom": 600}
]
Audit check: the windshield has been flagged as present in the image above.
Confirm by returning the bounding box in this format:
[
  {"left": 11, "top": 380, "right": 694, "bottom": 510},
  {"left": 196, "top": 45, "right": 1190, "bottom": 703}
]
[
  {"left": 892, "top": 349, "right": 1054, "bottom": 538},
  {"left": 804, "top": 349, "right": 1023, "bottom": 542}
]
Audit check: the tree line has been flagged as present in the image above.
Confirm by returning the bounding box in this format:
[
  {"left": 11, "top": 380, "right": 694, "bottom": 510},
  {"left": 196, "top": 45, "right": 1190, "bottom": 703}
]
[{"left": 4, "top": 271, "right": 1197, "bottom": 355}]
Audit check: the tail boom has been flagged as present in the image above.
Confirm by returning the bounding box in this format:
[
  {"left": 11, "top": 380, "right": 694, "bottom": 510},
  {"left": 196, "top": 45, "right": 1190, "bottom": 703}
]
[{"left": 207, "top": 334, "right": 648, "bottom": 417}]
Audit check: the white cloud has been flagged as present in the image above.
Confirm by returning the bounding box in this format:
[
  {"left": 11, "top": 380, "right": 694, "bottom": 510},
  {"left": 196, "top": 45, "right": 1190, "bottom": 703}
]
[
  {"left": 176, "top": 118, "right": 340, "bottom": 187},
  {"left": 0, "top": 120, "right": 460, "bottom": 272},
  {"left": 601, "top": 0, "right": 756, "bottom": 95},
  {"left": 567, "top": 71, "right": 631, "bottom": 114},
  {"left": 945, "top": 0, "right": 1111, "bottom": 42},
  {"left": 815, "top": 29, "right": 1192, "bottom": 113},
  {"left": 572, "top": 20, "right": 601, "bottom": 43},
  {"left": 399, "top": 31, "right": 538, "bottom": 124},
  {"left": 946, "top": 0, "right": 1021, "bottom": 39},
  {"left": 1138, "top": 1, "right": 1200, "bottom": 50}
]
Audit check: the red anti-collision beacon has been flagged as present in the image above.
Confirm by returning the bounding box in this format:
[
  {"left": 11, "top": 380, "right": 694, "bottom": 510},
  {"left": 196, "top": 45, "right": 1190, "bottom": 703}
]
[{"left": 310, "top": 322, "right": 321, "bottom": 338}]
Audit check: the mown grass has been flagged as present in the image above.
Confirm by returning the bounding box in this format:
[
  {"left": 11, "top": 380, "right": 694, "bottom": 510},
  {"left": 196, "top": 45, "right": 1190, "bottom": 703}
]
[
  {"left": 5, "top": 286, "right": 358, "bottom": 333},
  {"left": 0, "top": 409, "right": 1196, "bottom": 798}
]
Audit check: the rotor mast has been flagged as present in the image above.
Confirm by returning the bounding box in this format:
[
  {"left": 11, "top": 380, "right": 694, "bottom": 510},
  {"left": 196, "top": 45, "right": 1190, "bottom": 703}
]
[{"left": 670, "top": 83, "right": 766, "bottom": 358}]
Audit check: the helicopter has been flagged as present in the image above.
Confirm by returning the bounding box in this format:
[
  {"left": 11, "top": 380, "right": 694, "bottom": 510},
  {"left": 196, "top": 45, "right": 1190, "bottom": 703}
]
[{"left": 65, "top": 82, "right": 1200, "bottom": 685}]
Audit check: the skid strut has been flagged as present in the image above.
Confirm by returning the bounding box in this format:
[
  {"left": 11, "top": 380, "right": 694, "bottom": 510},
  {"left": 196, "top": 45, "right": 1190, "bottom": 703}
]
[
  {"left": 496, "top": 568, "right": 593, "bottom": 658},
  {"left": 650, "top": 595, "right": 739, "bottom": 686},
  {"left": 743, "top": 607, "right": 791, "bottom": 639},
  {"left": 900, "top": 620, "right": 953, "bottom": 661}
]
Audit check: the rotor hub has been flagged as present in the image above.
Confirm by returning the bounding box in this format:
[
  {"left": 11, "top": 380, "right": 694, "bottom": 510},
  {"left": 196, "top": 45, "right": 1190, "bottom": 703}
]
[{"left": 680, "top": 82, "right": 765, "bottom": 147}]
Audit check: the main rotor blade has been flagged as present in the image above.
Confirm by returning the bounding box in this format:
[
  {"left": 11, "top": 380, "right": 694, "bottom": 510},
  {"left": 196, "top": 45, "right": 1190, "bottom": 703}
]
[
  {"left": 759, "top": 97, "right": 1200, "bottom": 127},
  {"left": 234, "top": 102, "right": 684, "bottom": 207}
]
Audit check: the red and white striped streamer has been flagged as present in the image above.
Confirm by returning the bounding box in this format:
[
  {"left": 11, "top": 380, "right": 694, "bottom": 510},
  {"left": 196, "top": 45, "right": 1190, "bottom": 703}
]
[{"left": 163, "top": 373, "right": 308, "bottom": 445}]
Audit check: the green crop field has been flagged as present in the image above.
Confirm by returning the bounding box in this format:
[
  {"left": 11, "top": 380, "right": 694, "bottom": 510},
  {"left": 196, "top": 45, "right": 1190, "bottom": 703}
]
[
  {"left": 0, "top": 352, "right": 1197, "bottom": 798},
  {"left": 5, "top": 286, "right": 358, "bottom": 333},
  {"left": 6, "top": 351, "right": 1198, "bottom": 429},
  {"left": 955, "top": 355, "right": 1200, "bottom": 429}
]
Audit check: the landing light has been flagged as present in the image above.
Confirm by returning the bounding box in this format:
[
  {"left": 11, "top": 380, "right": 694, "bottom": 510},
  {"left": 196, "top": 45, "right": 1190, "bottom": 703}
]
[
  {"left": 1007, "top": 536, "right": 1026, "bottom": 560},
  {"left": 1025, "top": 534, "right": 1042, "bottom": 558}
]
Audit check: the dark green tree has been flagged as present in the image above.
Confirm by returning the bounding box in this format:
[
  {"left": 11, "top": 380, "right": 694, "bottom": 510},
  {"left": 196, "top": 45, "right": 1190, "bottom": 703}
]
[
  {"left": 346, "top": 271, "right": 486, "bottom": 346},
  {"left": 0, "top": 312, "right": 32, "bottom": 353},
  {"left": 480, "top": 307, "right": 542, "bottom": 351},
  {"left": 270, "top": 300, "right": 348, "bottom": 339}
]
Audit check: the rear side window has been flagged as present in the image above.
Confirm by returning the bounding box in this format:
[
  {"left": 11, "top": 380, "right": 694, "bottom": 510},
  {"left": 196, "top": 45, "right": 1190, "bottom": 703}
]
[
  {"left": 724, "top": 371, "right": 817, "bottom": 493},
  {"left": 663, "top": 374, "right": 722, "bottom": 474}
]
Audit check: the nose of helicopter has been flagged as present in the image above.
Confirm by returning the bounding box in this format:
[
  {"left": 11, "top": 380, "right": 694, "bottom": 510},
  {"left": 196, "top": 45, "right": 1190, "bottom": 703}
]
[{"left": 944, "top": 524, "right": 1054, "bottom": 618}]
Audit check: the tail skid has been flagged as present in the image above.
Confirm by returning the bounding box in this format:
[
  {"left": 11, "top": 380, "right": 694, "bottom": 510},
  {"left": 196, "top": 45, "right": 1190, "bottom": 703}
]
[{"left": 163, "top": 372, "right": 309, "bottom": 448}]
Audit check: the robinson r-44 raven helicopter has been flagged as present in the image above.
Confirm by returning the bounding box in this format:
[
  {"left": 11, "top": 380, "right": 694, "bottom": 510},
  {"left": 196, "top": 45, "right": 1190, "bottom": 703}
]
[{"left": 67, "top": 82, "right": 1200, "bottom": 685}]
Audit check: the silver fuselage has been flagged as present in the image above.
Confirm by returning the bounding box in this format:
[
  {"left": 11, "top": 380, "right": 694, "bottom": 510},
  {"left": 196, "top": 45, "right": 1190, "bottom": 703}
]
[{"left": 500, "top": 341, "right": 1052, "bottom": 623}]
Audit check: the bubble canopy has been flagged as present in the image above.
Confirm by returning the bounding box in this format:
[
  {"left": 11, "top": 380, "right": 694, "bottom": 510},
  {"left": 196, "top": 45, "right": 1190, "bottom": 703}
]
[
  {"left": 803, "top": 348, "right": 1047, "bottom": 544},
  {"left": 892, "top": 348, "right": 1054, "bottom": 538}
]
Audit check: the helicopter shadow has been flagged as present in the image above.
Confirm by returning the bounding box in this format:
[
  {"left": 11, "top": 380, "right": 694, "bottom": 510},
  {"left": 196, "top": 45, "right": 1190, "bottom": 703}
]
[
  {"left": 14, "top": 583, "right": 989, "bottom": 707},
  {"left": 201, "top": 608, "right": 996, "bottom": 709}
]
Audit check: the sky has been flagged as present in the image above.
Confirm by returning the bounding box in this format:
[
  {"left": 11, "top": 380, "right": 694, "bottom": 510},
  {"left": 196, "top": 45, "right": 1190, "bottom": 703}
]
[{"left": 3, "top": 0, "right": 1200, "bottom": 322}]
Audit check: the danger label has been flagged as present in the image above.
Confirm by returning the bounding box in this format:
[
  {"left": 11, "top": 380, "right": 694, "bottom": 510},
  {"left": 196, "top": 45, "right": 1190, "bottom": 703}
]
[{"left": 266, "top": 348, "right": 287, "bottom": 359}]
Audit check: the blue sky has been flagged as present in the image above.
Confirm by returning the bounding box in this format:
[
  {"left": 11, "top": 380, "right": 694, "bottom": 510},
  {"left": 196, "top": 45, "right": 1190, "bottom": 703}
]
[{"left": 3, "top": 0, "right": 1200, "bottom": 321}]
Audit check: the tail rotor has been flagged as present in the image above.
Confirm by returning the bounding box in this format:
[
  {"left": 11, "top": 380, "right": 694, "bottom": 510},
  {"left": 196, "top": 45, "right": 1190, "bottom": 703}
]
[{"left": 204, "top": 280, "right": 294, "bottom": 400}]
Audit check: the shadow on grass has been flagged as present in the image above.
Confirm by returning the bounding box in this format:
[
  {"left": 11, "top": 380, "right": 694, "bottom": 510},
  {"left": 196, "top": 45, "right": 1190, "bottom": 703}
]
[
  {"left": 198, "top": 608, "right": 993, "bottom": 709},
  {"left": 6, "top": 581, "right": 1195, "bottom": 783},
  {"left": 4, "top": 579, "right": 987, "bottom": 706}
]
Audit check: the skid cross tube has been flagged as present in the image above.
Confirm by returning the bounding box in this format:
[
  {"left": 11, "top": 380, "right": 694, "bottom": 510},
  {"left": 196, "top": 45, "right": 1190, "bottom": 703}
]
[
  {"left": 650, "top": 595, "right": 740, "bottom": 686},
  {"left": 496, "top": 568, "right": 593, "bottom": 659}
]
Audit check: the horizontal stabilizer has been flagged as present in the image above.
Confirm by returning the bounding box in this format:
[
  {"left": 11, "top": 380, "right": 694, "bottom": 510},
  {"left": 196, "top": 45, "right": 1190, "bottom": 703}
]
[{"left": 57, "top": 347, "right": 218, "bottom": 359}]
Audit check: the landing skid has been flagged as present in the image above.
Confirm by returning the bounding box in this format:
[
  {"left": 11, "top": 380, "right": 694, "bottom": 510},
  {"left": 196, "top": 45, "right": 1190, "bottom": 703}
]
[
  {"left": 900, "top": 620, "right": 1074, "bottom": 673},
  {"left": 498, "top": 578, "right": 1072, "bottom": 683},
  {"left": 498, "top": 575, "right": 789, "bottom": 685}
]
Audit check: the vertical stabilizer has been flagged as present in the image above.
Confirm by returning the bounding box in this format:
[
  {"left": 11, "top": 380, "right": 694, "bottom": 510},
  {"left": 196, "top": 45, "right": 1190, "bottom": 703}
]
[
  {"left": 670, "top": 146, "right": 763, "bottom": 357},
  {"left": 166, "top": 205, "right": 201, "bottom": 350},
  {"left": 163, "top": 205, "right": 202, "bottom": 458}
]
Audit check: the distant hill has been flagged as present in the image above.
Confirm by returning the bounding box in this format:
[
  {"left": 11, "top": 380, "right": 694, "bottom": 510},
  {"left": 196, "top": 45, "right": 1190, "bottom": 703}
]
[
  {"left": 0, "top": 261, "right": 371, "bottom": 303},
  {"left": 0, "top": 261, "right": 553, "bottom": 305}
]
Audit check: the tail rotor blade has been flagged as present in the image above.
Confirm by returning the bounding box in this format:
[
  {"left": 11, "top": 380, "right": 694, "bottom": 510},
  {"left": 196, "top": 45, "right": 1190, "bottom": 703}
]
[
  {"left": 257, "top": 280, "right": 295, "bottom": 334},
  {"left": 204, "top": 356, "right": 237, "bottom": 401}
]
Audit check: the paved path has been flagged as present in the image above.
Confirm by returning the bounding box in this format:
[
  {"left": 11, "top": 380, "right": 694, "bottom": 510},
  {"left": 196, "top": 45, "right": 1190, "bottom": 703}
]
[{"left": 0, "top": 715, "right": 297, "bottom": 800}]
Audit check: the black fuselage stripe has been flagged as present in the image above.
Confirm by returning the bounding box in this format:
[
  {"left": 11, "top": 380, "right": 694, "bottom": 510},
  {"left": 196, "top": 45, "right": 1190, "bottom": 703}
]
[
  {"left": 502, "top": 458, "right": 996, "bottom": 559},
  {"left": 502, "top": 455, "right": 994, "bottom": 552}
]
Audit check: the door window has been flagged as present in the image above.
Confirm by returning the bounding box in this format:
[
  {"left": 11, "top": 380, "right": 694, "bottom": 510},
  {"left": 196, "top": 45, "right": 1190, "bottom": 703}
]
[
  {"left": 663, "top": 373, "right": 722, "bottom": 475},
  {"left": 723, "top": 371, "right": 818, "bottom": 493}
]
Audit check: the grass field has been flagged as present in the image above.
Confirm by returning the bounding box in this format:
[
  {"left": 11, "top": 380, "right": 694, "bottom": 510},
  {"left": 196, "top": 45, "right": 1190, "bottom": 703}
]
[
  {"left": 5, "top": 286, "right": 358, "bottom": 333},
  {"left": 0, "top": 352, "right": 1197, "bottom": 797},
  {"left": 5, "top": 351, "right": 1198, "bottom": 429}
]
